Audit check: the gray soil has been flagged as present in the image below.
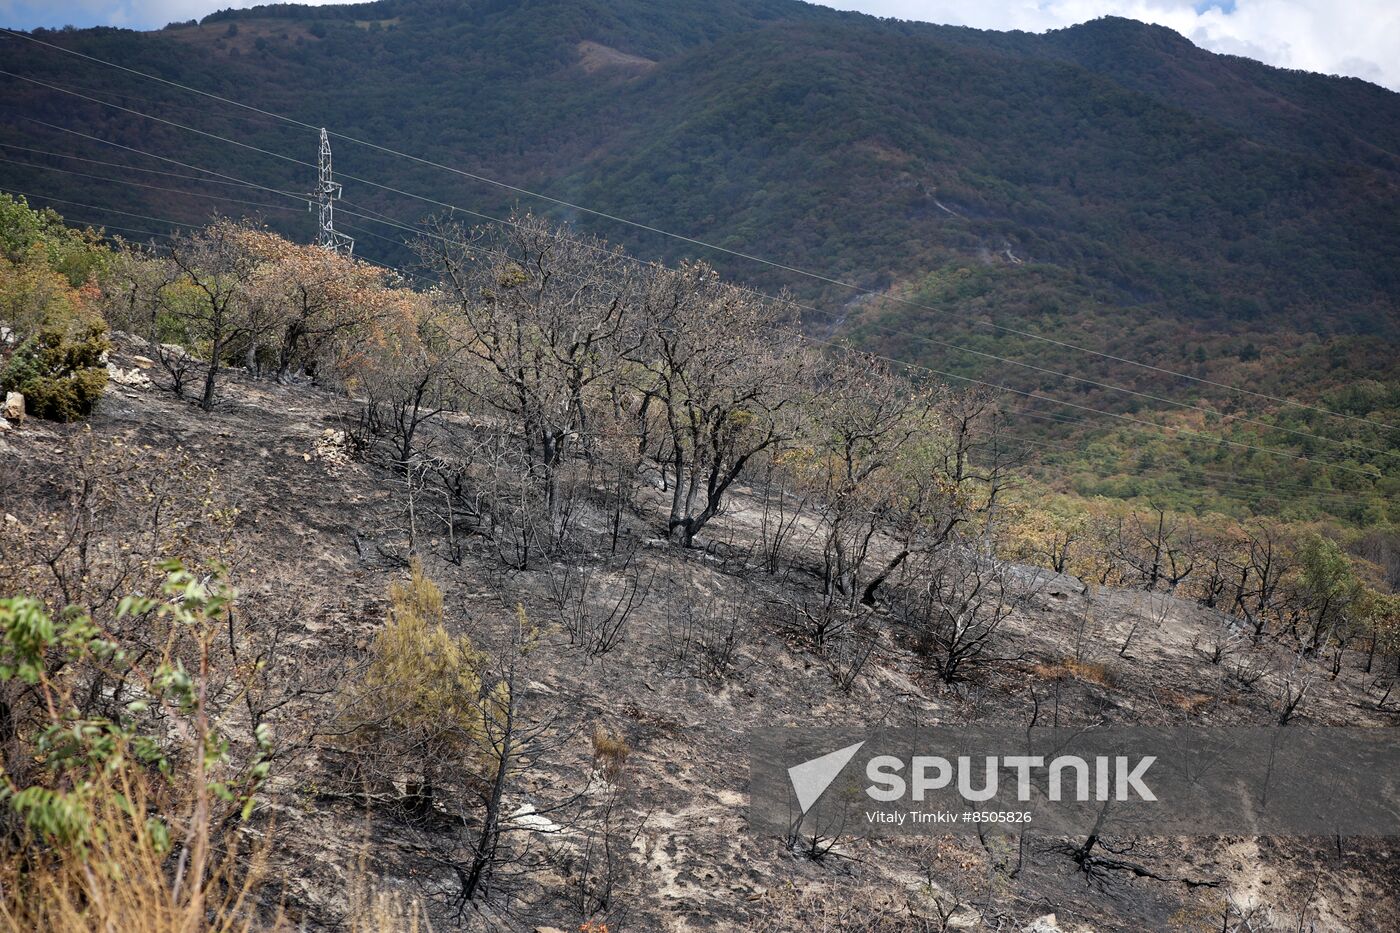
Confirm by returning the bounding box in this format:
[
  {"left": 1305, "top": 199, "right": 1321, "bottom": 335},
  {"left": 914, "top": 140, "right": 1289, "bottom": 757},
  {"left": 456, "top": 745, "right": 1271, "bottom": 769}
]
[{"left": 5, "top": 342, "right": 1397, "bottom": 933}]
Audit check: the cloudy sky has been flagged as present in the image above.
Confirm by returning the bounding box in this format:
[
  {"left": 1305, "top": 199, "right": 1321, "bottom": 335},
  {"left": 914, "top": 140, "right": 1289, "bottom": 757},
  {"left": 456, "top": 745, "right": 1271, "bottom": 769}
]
[{"left": 2, "top": 0, "right": 1397, "bottom": 91}]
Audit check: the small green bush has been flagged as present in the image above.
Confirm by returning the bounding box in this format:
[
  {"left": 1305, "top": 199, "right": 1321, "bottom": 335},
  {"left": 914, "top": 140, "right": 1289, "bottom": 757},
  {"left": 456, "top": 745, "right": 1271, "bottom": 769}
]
[
  {"left": 1, "top": 317, "right": 109, "bottom": 422},
  {"left": 346, "top": 559, "right": 487, "bottom": 756}
]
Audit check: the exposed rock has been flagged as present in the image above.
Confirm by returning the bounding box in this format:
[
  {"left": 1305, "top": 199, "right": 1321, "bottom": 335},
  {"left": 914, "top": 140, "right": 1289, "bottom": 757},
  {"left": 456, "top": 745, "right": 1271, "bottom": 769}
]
[
  {"left": 107, "top": 362, "right": 154, "bottom": 389},
  {"left": 1025, "top": 914, "right": 1062, "bottom": 932},
  {"left": 311, "top": 428, "right": 351, "bottom": 466},
  {"left": 2, "top": 391, "right": 24, "bottom": 422},
  {"left": 509, "top": 803, "right": 564, "bottom": 835}
]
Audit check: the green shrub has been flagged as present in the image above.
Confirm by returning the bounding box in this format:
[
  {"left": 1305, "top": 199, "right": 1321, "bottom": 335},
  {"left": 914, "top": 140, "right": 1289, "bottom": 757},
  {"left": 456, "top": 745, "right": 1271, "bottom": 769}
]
[
  {"left": 1, "top": 317, "right": 109, "bottom": 422},
  {"left": 345, "top": 559, "right": 487, "bottom": 758},
  {"left": 0, "top": 196, "right": 112, "bottom": 421}
]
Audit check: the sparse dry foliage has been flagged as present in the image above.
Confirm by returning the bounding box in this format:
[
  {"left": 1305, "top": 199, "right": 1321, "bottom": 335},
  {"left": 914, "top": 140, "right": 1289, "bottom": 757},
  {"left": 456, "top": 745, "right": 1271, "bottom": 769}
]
[
  {"left": 666, "top": 597, "right": 748, "bottom": 680},
  {"left": 547, "top": 562, "right": 650, "bottom": 658},
  {"left": 104, "top": 218, "right": 403, "bottom": 411},
  {"left": 894, "top": 544, "right": 1020, "bottom": 684},
  {"left": 628, "top": 261, "right": 812, "bottom": 547},
  {"left": 424, "top": 213, "right": 638, "bottom": 527},
  {"left": 789, "top": 352, "right": 936, "bottom": 609}
]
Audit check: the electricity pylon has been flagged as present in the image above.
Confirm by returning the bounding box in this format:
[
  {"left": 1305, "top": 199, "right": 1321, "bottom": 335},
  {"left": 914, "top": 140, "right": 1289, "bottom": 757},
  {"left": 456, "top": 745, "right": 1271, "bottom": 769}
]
[{"left": 312, "top": 127, "right": 353, "bottom": 256}]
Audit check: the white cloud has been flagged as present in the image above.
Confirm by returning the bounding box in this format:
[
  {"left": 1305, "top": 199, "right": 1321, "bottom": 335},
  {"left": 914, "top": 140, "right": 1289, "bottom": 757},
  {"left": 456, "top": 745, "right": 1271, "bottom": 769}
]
[{"left": 820, "top": 0, "right": 1400, "bottom": 90}]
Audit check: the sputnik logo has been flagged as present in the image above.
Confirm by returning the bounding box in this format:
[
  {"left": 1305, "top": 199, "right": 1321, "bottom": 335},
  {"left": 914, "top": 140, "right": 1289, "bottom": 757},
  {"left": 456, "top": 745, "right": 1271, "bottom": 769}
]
[{"left": 787, "top": 741, "right": 865, "bottom": 813}]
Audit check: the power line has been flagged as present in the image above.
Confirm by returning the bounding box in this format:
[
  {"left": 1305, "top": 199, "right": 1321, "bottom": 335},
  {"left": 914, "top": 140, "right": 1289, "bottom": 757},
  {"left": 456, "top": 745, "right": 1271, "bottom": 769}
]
[
  {"left": 0, "top": 70, "right": 315, "bottom": 172},
  {"left": 11, "top": 64, "right": 1392, "bottom": 466},
  {"left": 46, "top": 196, "right": 408, "bottom": 284},
  {"left": 798, "top": 330, "right": 1382, "bottom": 478},
  {"left": 3, "top": 74, "right": 283, "bottom": 122},
  {"left": 7, "top": 92, "right": 1384, "bottom": 464},
  {"left": 17, "top": 117, "right": 307, "bottom": 203},
  {"left": 26, "top": 182, "right": 1381, "bottom": 507},
  {"left": 0, "top": 154, "right": 300, "bottom": 213},
  {"left": 343, "top": 200, "right": 1396, "bottom": 467},
  {"left": 95, "top": 205, "right": 1381, "bottom": 506},
  {"left": 0, "top": 27, "right": 327, "bottom": 127},
  {"left": 130, "top": 169, "right": 1400, "bottom": 480},
  {"left": 999, "top": 433, "right": 1378, "bottom": 507},
  {"left": 57, "top": 216, "right": 179, "bottom": 242},
  {"left": 794, "top": 300, "right": 1398, "bottom": 460},
  {"left": 4, "top": 187, "right": 201, "bottom": 230},
  {"left": 0, "top": 141, "right": 308, "bottom": 194},
  {"left": 1005, "top": 423, "right": 1380, "bottom": 505},
  {"left": 0, "top": 65, "right": 1383, "bottom": 480},
  {"left": 0, "top": 27, "right": 1389, "bottom": 435},
  {"left": 9, "top": 76, "right": 524, "bottom": 238},
  {"left": 339, "top": 195, "right": 1374, "bottom": 475},
  {"left": 341, "top": 204, "right": 1389, "bottom": 472},
  {"left": 1, "top": 131, "right": 412, "bottom": 278},
  {"left": 1018, "top": 401, "right": 1387, "bottom": 487},
  {"left": 0, "top": 64, "right": 397, "bottom": 226},
  {"left": 331, "top": 202, "right": 1384, "bottom": 478},
  {"left": 335, "top": 224, "right": 432, "bottom": 287},
  {"left": 351, "top": 197, "right": 1365, "bottom": 469}
]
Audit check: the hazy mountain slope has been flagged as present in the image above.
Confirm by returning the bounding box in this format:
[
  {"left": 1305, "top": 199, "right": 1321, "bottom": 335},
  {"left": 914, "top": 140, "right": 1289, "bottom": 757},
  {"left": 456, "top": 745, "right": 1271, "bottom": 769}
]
[
  {"left": 1037, "top": 17, "right": 1400, "bottom": 175},
  {"left": 561, "top": 18, "right": 1399, "bottom": 329},
  {"left": 2, "top": 0, "right": 1396, "bottom": 334}
]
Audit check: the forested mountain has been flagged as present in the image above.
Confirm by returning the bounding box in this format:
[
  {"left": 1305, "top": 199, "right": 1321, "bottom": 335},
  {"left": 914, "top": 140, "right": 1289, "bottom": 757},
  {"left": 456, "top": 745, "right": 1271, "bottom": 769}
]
[{"left": 2, "top": 0, "right": 1397, "bottom": 521}]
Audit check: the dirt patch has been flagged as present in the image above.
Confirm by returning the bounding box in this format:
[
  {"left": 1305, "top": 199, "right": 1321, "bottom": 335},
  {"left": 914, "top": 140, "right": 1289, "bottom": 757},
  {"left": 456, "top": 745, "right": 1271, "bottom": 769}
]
[{"left": 577, "top": 40, "right": 657, "bottom": 75}]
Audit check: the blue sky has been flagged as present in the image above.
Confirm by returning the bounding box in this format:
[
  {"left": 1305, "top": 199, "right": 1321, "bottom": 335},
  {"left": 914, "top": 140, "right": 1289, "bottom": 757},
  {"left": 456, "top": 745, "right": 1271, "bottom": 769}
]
[{"left": 2, "top": 0, "right": 1397, "bottom": 90}]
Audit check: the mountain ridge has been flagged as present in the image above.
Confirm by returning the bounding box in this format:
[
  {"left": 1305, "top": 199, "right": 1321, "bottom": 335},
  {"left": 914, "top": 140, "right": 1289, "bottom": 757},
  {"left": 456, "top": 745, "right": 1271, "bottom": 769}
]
[{"left": 4, "top": 1, "right": 1394, "bottom": 333}]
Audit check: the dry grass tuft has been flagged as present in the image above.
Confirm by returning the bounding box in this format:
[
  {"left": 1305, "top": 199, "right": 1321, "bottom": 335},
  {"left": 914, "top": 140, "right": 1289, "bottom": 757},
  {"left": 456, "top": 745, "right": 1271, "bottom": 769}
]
[
  {"left": 0, "top": 770, "right": 270, "bottom": 933},
  {"left": 591, "top": 724, "right": 630, "bottom": 783},
  {"left": 1164, "top": 689, "right": 1214, "bottom": 713},
  {"left": 0, "top": 770, "right": 432, "bottom": 932},
  {"left": 1031, "top": 657, "right": 1115, "bottom": 687},
  {"left": 348, "top": 888, "right": 433, "bottom": 933}
]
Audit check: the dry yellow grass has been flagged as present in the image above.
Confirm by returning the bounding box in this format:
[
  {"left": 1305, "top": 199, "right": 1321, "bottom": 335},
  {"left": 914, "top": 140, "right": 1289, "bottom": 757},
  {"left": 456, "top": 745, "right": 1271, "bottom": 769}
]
[
  {"left": 0, "top": 770, "right": 268, "bottom": 933},
  {"left": 1163, "top": 690, "right": 1214, "bottom": 714},
  {"left": 591, "top": 724, "right": 631, "bottom": 783},
  {"left": 0, "top": 770, "right": 431, "bottom": 933},
  {"left": 1031, "top": 657, "right": 1115, "bottom": 687}
]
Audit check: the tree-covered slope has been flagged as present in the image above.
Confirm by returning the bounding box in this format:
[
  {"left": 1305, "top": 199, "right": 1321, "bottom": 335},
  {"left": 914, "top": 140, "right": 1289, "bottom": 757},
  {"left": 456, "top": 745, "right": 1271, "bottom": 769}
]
[
  {"left": 2, "top": 0, "right": 1397, "bottom": 522},
  {"left": 2, "top": 0, "right": 1396, "bottom": 332}
]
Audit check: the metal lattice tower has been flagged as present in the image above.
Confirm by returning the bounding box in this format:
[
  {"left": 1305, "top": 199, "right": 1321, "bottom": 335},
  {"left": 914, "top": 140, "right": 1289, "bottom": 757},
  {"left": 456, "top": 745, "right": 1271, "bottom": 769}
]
[{"left": 313, "top": 127, "right": 353, "bottom": 256}]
